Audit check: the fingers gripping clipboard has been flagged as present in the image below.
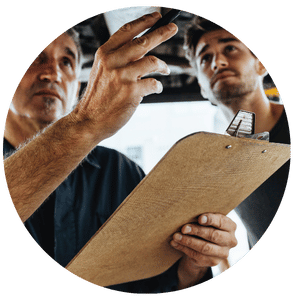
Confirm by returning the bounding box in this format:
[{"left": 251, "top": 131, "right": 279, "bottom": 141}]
[{"left": 66, "top": 130, "right": 290, "bottom": 287}]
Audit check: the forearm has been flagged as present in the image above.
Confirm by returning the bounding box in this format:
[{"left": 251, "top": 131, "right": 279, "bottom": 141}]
[
  {"left": 4, "top": 13, "right": 178, "bottom": 223},
  {"left": 4, "top": 112, "right": 99, "bottom": 223}
]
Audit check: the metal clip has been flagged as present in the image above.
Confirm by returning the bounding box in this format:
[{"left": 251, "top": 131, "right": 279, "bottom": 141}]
[{"left": 226, "top": 110, "right": 269, "bottom": 141}]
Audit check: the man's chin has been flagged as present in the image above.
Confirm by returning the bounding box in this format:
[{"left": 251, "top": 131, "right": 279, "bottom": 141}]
[
  {"left": 213, "top": 83, "right": 246, "bottom": 102},
  {"left": 34, "top": 102, "right": 65, "bottom": 125},
  {"left": 33, "top": 110, "right": 62, "bottom": 126}
]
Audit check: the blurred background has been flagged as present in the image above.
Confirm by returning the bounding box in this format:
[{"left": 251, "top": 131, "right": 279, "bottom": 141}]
[
  {"left": 72, "top": 6, "right": 280, "bottom": 172},
  {"left": 69, "top": 6, "right": 282, "bottom": 276}
]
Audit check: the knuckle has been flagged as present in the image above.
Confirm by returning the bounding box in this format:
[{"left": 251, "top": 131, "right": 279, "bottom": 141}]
[
  {"left": 146, "top": 55, "right": 159, "bottom": 66},
  {"left": 231, "top": 236, "right": 238, "bottom": 247},
  {"left": 119, "top": 22, "right": 133, "bottom": 33},
  {"left": 139, "top": 14, "right": 149, "bottom": 23},
  {"left": 115, "top": 67, "right": 127, "bottom": 81},
  {"left": 192, "top": 226, "right": 202, "bottom": 237},
  {"left": 95, "top": 48, "right": 110, "bottom": 69},
  {"left": 134, "top": 36, "right": 148, "bottom": 47},
  {"left": 189, "top": 249, "right": 200, "bottom": 261},
  {"left": 183, "top": 236, "right": 193, "bottom": 248},
  {"left": 120, "top": 13, "right": 156, "bottom": 34},
  {"left": 218, "top": 216, "right": 225, "bottom": 228},
  {"left": 219, "top": 248, "right": 230, "bottom": 259},
  {"left": 207, "top": 213, "right": 224, "bottom": 228},
  {"left": 156, "top": 25, "right": 168, "bottom": 37},
  {"left": 202, "top": 243, "right": 212, "bottom": 255},
  {"left": 125, "top": 82, "right": 137, "bottom": 97},
  {"left": 95, "top": 47, "right": 106, "bottom": 60},
  {"left": 135, "top": 13, "right": 160, "bottom": 29},
  {"left": 211, "top": 230, "right": 222, "bottom": 244}
]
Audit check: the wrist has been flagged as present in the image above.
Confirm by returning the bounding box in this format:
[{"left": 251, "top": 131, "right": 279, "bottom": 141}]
[
  {"left": 66, "top": 108, "right": 105, "bottom": 149},
  {"left": 177, "top": 257, "right": 209, "bottom": 290},
  {"left": 69, "top": 99, "right": 118, "bottom": 147}
]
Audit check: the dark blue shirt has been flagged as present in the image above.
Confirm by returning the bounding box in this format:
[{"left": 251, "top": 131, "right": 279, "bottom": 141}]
[{"left": 5, "top": 139, "right": 209, "bottom": 293}]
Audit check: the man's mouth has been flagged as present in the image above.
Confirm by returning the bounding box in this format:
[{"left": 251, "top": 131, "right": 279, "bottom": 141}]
[
  {"left": 34, "top": 89, "right": 61, "bottom": 100},
  {"left": 211, "top": 70, "right": 236, "bottom": 86}
]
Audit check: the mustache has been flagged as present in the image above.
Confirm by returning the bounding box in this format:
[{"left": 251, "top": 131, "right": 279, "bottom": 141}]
[
  {"left": 210, "top": 69, "right": 238, "bottom": 86},
  {"left": 30, "top": 82, "right": 65, "bottom": 100}
]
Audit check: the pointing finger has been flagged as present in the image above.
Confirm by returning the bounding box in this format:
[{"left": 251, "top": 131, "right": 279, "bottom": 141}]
[
  {"left": 106, "top": 22, "right": 178, "bottom": 69},
  {"left": 117, "top": 22, "right": 178, "bottom": 64},
  {"left": 123, "top": 55, "right": 170, "bottom": 80},
  {"left": 102, "top": 12, "right": 162, "bottom": 52}
]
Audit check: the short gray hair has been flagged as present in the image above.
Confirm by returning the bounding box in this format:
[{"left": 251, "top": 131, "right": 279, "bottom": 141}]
[{"left": 65, "top": 28, "right": 83, "bottom": 68}]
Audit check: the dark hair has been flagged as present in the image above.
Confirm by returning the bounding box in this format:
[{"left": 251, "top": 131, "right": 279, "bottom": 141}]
[
  {"left": 65, "top": 28, "right": 83, "bottom": 67},
  {"left": 184, "top": 17, "right": 223, "bottom": 68}
]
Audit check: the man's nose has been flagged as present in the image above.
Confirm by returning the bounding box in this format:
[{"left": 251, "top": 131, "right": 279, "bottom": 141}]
[
  {"left": 39, "top": 61, "right": 62, "bottom": 83},
  {"left": 211, "top": 53, "right": 228, "bottom": 71}
]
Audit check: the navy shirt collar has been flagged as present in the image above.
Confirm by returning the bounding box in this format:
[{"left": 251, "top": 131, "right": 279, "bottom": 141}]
[{"left": 84, "top": 148, "right": 101, "bottom": 169}]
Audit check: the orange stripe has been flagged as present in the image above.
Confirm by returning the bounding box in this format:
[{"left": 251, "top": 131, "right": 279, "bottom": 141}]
[{"left": 265, "top": 87, "right": 279, "bottom": 96}]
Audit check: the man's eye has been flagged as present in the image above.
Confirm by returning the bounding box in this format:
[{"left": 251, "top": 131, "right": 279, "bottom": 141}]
[
  {"left": 225, "top": 45, "right": 237, "bottom": 53},
  {"left": 201, "top": 54, "right": 211, "bottom": 65},
  {"left": 62, "top": 57, "right": 73, "bottom": 68}
]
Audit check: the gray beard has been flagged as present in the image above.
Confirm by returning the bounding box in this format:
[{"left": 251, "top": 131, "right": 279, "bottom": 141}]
[
  {"left": 42, "top": 97, "right": 55, "bottom": 113},
  {"left": 37, "top": 97, "right": 57, "bottom": 125}
]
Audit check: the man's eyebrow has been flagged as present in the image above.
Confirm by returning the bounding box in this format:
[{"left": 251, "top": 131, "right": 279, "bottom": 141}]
[
  {"left": 198, "top": 44, "right": 209, "bottom": 57},
  {"left": 197, "top": 37, "right": 240, "bottom": 57},
  {"left": 65, "top": 47, "right": 77, "bottom": 61},
  {"left": 218, "top": 37, "right": 239, "bottom": 44}
]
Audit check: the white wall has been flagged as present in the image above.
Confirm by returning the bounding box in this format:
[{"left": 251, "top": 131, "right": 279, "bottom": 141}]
[{"left": 100, "top": 101, "right": 220, "bottom": 172}]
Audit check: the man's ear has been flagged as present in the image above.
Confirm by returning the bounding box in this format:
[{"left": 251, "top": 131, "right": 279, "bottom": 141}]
[{"left": 256, "top": 60, "right": 268, "bottom": 77}]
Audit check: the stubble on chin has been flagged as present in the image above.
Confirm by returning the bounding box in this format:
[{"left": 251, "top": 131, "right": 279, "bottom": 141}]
[
  {"left": 212, "top": 82, "right": 254, "bottom": 105},
  {"left": 36, "top": 97, "right": 62, "bottom": 125},
  {"left": 43, "top": 97, "right": 56, "bottom": 113}
]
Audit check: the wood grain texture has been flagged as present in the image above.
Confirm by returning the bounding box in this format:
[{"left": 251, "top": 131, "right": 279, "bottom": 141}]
[{"left": 66, "top": 132, "right": 290, "bottom": 286}]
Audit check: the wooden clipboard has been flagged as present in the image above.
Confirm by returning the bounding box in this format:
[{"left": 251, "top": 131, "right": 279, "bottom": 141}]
[{"left": 66, "top": 132, "right": 290, "bottom": 286}]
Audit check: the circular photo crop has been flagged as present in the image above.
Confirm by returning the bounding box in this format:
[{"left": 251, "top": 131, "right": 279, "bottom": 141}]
[{"left": 3, "top": 5, "right": 291, "bottom": 295}]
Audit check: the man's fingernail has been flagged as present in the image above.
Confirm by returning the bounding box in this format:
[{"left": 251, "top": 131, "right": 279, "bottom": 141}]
[
  {"left": 174, "top": 233, "right": 182, "bottom": 241},
  {"left": 201, "top": 215, "right": 208, "bottom": 224},
  {"left": 183, "top": 225, "right": 191, "bottom": 233}
]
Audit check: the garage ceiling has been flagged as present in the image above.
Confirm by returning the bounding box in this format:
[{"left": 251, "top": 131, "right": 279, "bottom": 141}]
[{"left": 72, "top": 7, "right": 277, "bottom": 103}]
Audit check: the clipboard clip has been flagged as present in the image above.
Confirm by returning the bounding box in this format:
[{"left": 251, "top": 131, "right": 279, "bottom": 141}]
[{"left": 226, "top": 110, "right": 269, "bottom": 141}]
